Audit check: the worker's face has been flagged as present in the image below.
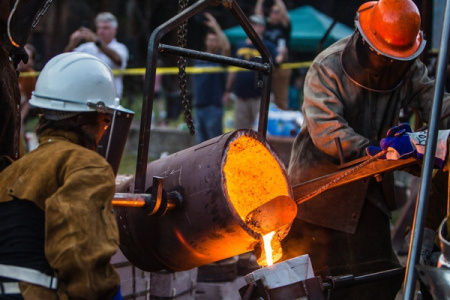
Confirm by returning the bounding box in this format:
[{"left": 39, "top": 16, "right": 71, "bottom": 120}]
[
  {"left": 205, "top": 33, "right": 219, "bottom": 53},
  {"left": 83, "top": 112, "right": 112, "bottom": 144},
  {"left": 97, "top": 112, "right": 112, "bottom": 142},
  {"left": 355, "top": 32, "right": 413, "bottom": 73},
  {"left": 251, "top": 22, "right": 266, "bottom": 37},
  {"left": 96, "top": 21, "right": 117, "bottom": 44},
  {"left": 356, "top": 34, "right": 394, "bottom": 72}
]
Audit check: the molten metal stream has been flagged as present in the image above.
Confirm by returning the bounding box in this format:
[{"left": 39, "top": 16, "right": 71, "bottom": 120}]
[{"left": 263, "top": 231, "right": 276, "bottom": 266}]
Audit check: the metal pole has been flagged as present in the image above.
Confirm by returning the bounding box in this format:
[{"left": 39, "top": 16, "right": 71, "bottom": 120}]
[
  {"left": 227, "top": 2, "right": 273, "bottom": 137},
  {"left": 158, "top": 44, "right": 270, "bottom": 72},
  {"left": 403, "top": 0, "right": 450, "bottom": 298}
]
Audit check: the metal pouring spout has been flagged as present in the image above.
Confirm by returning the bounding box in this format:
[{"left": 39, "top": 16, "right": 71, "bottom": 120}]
[
  {"left": 245, "top": 195, "right": 297, "bottom": 236},
  {"left": 245, "top": 195, "right": 297, "bottom": 267}
]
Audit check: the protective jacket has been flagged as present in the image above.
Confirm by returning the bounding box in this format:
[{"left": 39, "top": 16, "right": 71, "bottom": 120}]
[
  {"left": 289, "top": 35, "right": 450, "bottom": 232},
  {"left": 0, "top": 129, "right": 120, "bottom": 299}
]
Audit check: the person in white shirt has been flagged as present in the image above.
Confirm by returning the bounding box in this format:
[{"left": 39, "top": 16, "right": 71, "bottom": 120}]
[{"left": 65, "top": 12, "right": 128, "bottom": 99}]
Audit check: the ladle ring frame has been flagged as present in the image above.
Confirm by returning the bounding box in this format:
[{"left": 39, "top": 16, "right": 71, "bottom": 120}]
[{"left": 134, "top": 0, "right": 274, "bottom": 194}]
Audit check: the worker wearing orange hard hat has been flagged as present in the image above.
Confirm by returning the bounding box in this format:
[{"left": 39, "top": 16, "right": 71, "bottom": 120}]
[
  {"left": 343, "top": 0, "right": 426, "bottom": 92},
  {"left": 283, "top": 0, "right": 450, "bottom": 299},
  {"left": 356, "top": 0, "right": 424, "bottom": 60}
]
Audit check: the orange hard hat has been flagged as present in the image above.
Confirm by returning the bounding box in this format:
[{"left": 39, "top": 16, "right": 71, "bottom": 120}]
[{"left": 355, "top": 0, "right": 426, "bottom": 60}]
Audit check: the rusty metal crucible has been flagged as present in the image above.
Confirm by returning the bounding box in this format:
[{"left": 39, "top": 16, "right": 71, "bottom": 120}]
[{"left": 114, "top": 129, "right": 294, "bottom": 271}]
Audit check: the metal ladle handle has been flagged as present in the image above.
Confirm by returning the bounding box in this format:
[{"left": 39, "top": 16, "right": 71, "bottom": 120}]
[{"left": 112, "top": 176, "right": 182, "bottom": 216}]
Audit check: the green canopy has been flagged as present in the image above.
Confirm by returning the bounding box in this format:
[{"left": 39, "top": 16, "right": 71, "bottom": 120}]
[{"left": 224, "top": 5, "right": 354, "bottom": 53}]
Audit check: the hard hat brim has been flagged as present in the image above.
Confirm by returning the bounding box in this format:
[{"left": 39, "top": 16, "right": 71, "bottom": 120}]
[{"left": 30, "top": 92, "right": 134, "bottom": 115}]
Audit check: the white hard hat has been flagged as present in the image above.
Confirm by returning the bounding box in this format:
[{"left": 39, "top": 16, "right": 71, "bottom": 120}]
[{"left": 30, "top": 52, "right": 133, "bottom": 117}]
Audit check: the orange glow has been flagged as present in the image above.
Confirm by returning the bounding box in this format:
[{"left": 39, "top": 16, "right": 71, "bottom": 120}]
[
  {"left": 223, "top": 135, "right": 290, "bottom": 222},
  {"left": 9, "top": 37, "right": 20, "bottom": 48},
  {"left": 111, "top": 199, "right": 146, "bottom": 207},
  {"left": 256, "top": 233, "right": 283, "bottom": 267},
  {"left": 263, "top": 231, "right": 276, "bottom": 266},
  {"left": 224, "top": 134, "right": 291, "bottom": 267}
]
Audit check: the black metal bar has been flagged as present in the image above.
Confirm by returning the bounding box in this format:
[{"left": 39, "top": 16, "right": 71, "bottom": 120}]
[
  {"left": 158, "top": 44, "right": 271, "bottom": 72},
  {"left": 240, "top": 267, "right": 405, "bottom": 299},
  {"left": 258, "top": 63, "right": 272, "bottom": 137},
  {"left": 403, "top": 0, "right": 450, "bottom": 298},
  {"left": 317, "top": 0, "right": 353, "bottom": 53},
  {"left": 227, "top": 1, "right": 272, "bottom": 68},
  {"left": 227, "top": 2, "right": 272, "bottom": 137},
  {"left": 241, "top": 282, "right": 256, "bottom": 300},
  {"left": 352, "top": 267, "right": 405, "bottom": 286},
  {"left": 322, "top": 267, "right": 405, "bottom": 291}
]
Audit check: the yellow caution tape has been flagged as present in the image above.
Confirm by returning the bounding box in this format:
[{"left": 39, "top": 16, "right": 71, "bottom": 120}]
[{"left": 18, "top": 61, "right": 313, "bottom": 77}]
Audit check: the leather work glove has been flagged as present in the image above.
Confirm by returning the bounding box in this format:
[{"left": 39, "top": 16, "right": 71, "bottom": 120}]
[
  {"left": 409, "top": 130, "right": 450, "bottom": 169},
  {"left": 366, "top": 123, "right": 416, "bottom": 159},
  {"left": 366, "top": 123, "right": 450, "bottom": 169}
]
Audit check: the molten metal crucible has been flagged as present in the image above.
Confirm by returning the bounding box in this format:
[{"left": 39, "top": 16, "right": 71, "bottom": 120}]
[{"left": 115, "top": 129, "right": 294, "bottom": 272}]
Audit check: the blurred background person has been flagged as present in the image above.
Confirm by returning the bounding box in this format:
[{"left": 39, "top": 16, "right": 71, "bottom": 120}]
[
  {"left": 192, "top": 12, "right": 230, "bottom": 144},
  {"left": 224, "top": 14, "right": 284, "bottom": 130},
  {"left": 17, "top": 44, "right": 37, "bottom": 154},
  {"left": 254, "top": 0, "right": 291, "bottom": 110},
  {"left": 64, "top": 12, "right": 128, "bottom": 99}
]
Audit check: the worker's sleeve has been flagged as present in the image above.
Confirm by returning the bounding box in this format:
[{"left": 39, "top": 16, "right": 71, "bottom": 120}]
[
  {"left": 302, "top": 62, "right": 369, "bottom": 159},
  {"left": 405, "top": 60, "right": 450, "bottom": 129},
  {"left": 44, "top": 163, "right": 120, "bottom": 299}
]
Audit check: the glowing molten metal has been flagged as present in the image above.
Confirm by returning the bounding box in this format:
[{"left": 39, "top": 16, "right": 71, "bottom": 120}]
[
  {"left": 263, "top": 231, "right": 276, "bottom": 266},
  {"left": 114, "top": 130, "right": 296, "bottom": 271}
]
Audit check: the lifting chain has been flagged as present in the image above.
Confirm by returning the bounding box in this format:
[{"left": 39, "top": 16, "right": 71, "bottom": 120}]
[
  {"left": 32, "top": 0, "right": 53, "bottom": 30},
  {"left": 296, "top": 150, "right": 389, "bottom": 204},
  {"left": 177, "top": 0, "right": 195, "bottom": 135}
]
